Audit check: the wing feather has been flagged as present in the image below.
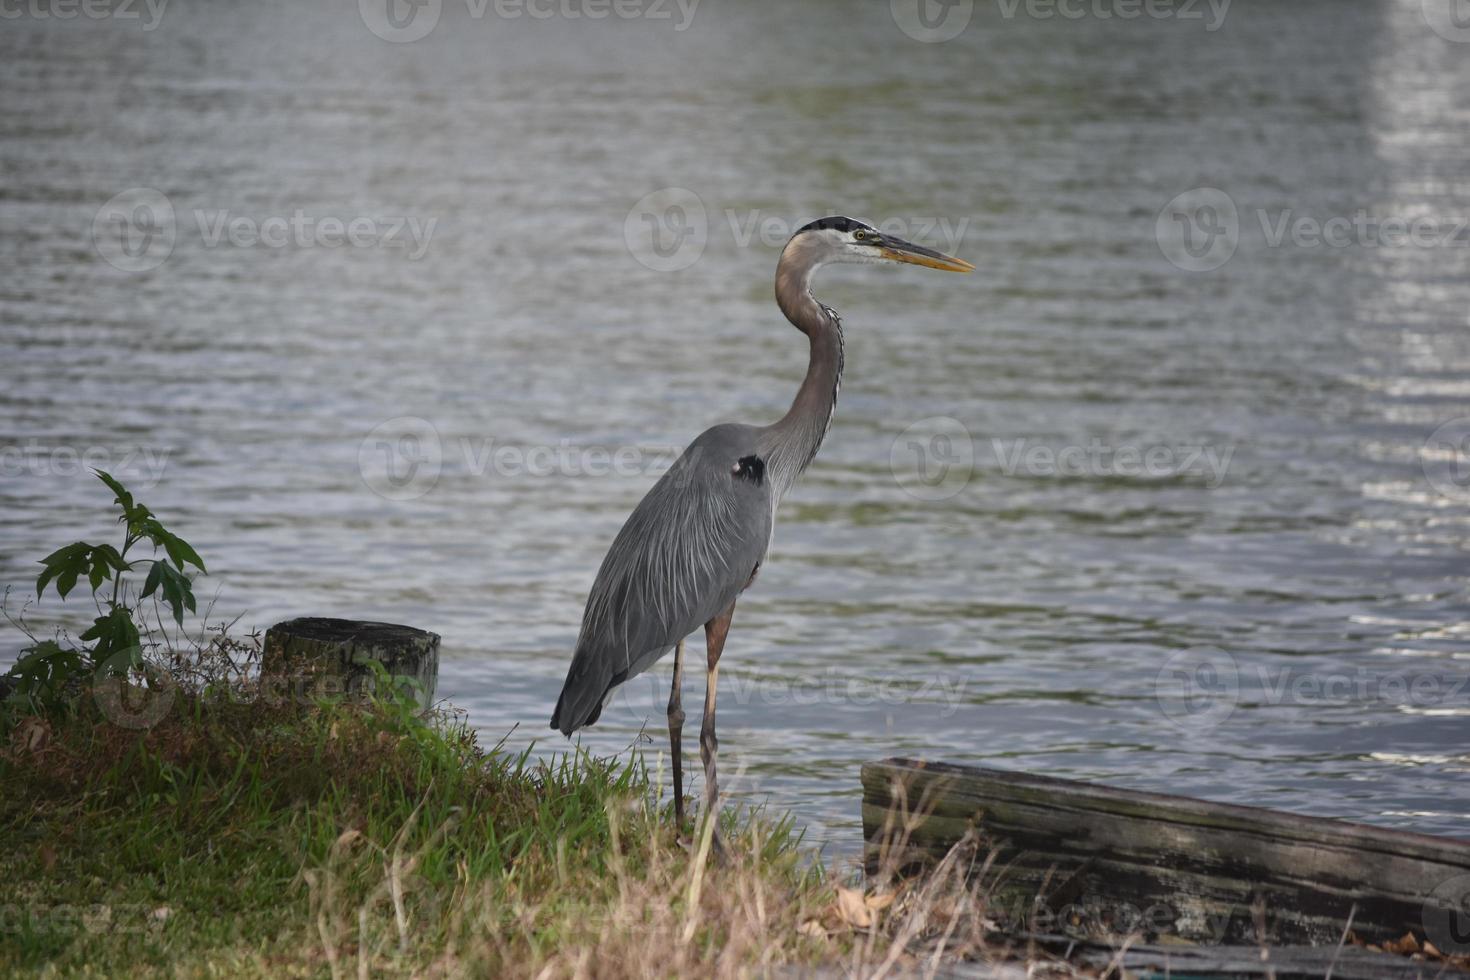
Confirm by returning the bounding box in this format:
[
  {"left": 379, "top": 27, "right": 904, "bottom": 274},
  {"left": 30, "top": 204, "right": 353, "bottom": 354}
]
[{"left": 551, "top": 424, "right": 772, "bottom": 734}]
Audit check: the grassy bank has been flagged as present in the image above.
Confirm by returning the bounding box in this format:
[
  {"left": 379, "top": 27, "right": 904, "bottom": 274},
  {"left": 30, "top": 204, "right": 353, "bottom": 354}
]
[
  {"left": 1, "top": 674, "right": 862, "bottom": 977},
  {"left": 0, "top": 474, "right": 1006, "bottom": 977},
  {"left": 0, "top": 474, "right": 1021, "bottom": 977}
]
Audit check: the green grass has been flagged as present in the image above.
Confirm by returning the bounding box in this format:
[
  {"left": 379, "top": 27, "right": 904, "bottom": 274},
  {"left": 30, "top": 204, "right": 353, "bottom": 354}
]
[{"left": 0, "top": 680, "right": 843, "bottom": 978}]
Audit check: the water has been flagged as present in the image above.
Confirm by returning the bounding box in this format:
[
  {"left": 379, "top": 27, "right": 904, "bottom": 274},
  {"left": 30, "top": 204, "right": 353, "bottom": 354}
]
[{"left": 3, "top": 0, "right": 1469, "bottom": 855}]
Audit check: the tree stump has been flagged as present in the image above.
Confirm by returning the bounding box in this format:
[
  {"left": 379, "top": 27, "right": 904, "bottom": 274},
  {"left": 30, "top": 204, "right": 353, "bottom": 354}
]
[{"left": 261, "top": 618, "right": 439, "bottom": 710}]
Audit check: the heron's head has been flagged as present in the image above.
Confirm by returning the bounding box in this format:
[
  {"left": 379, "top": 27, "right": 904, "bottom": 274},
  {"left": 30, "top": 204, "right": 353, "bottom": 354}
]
[{"left": 784, "top": 215, "right": 974, "bottom": 274}]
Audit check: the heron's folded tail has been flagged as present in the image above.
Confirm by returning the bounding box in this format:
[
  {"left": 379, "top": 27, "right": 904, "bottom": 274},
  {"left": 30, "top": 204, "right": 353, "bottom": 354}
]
[
  {"left": 550, "top": 648, "right": 622, "bottom": 736},
  {"left": 550, "top": 684, "right": 605, "bottom": 736}
]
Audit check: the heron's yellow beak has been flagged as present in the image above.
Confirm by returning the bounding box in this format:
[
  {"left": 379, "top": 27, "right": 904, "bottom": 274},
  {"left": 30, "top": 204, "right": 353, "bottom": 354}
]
[{"left": 877, "top": 235, "right": 975, "bottom": 273}]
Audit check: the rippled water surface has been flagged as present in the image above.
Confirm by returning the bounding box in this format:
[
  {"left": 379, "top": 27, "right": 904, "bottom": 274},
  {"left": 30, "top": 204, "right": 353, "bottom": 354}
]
[{"left": 3, "top": 0, "right": 1469, "bottom": 854}]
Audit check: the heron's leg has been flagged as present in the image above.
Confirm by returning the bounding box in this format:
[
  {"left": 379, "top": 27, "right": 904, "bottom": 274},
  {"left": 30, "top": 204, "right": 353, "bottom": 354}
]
[
  {"left": 700, "top": 604, "right": 735, "bottom": 826},
  {"left": 667, "top": 639, "right": 687, "bottom": 828}
]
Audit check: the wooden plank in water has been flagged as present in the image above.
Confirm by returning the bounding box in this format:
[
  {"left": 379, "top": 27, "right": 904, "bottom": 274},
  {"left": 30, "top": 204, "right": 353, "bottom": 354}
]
[
  {"left": 1064, "top": 940, "right": 1456, "bottom": 979},
  {"left": 937, "top": 940, "right": 1453, "bottom": 979},
  {"left": 861, "top": 758, "right": 1470, "bottom": 953}
]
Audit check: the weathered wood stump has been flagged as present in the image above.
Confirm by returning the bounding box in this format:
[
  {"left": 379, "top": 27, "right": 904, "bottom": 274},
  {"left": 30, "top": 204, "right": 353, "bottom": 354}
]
[
  {"left": 261, "top": 618, "right": 439, "bottom": 710},
  {"left": 863, "top": 758, "right": 1470, "bottom": 954}
]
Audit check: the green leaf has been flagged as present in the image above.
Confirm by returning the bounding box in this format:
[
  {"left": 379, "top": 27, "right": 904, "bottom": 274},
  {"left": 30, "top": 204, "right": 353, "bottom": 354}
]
[
  {"left": 164, "top": 578, "right": 183, "bottom": 621},
  {"left": 94, "top": 469, "right": 135, "bottom": 519},
  {"left": 35, "top": 542, "right": 129, "bottom": 601},
  {"left": 97, "top": 471, "right": 159, "bottom": 540},
  {"left": 141, "top": 561, "right": 162, "bottom": 599},
  {"left": 124, "top": 503, "right": 152, "bottom": 538},
  {"left": 163, "top": 532, "right": 206, "bottom": 574},
  {"left": 94, "top": 544, "right": 128, "bottom": 574},
  {"left": 9, "top": 641, "right": 70, "bottom": 680},
  {"left": 56, "top": 566, "right": 80, "bottom": 599},
  {"left": 148, "top": 561, "right": 195, "bottom": 626},
  {"left": 82, "top": 607, "right": 141, "bottom": 671},
  {"left": 36, "top": 565, "right": 57, "bottom": 599},
  {"left": 36, "top": 542, "right": 90, "bottom": 598},
  {"left": 137, "top": 518, "right": 205, "bottom": 575},
  {"left": 39, "top": 542, "right": 90, "bottom": 568},
  {"left": 3, "top": 640, "right": 87, "bottom": 707}
]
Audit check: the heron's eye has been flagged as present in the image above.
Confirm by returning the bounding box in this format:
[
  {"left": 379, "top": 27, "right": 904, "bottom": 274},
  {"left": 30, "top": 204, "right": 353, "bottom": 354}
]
[{"left": 853, "top": 230, "right": 868, "bottom": 241}]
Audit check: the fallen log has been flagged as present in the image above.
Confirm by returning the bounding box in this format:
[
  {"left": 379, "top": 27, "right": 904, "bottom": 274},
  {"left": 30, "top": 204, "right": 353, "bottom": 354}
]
[
  {"left": 862, "top": 758, "right": 1470, "bottom": 958},
  {"left": 954, "top": 936, "right": 1457, "bottom": 979}
]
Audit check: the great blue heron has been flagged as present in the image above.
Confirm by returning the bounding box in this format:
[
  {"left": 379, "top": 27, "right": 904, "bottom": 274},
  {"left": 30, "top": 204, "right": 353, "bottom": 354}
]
[{"left": 551, "top": 215, "right": 972, "bottom": 829}]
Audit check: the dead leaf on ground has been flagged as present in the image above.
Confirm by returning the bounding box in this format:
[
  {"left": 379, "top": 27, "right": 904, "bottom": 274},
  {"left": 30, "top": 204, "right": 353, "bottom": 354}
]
[
  {"left": 865, "top": 890, "right": 896, "bottom": 912},
  {"left": 835, "top": 886, "right": 872, "bottom": 929},
  {"left": 13, "top": 716, "right": 51, "bottom": 755}
]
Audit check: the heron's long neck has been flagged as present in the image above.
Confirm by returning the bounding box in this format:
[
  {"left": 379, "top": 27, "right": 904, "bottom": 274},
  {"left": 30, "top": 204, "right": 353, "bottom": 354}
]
[{"left": 760, "top": 260, "right": 844, "bottom": 501}]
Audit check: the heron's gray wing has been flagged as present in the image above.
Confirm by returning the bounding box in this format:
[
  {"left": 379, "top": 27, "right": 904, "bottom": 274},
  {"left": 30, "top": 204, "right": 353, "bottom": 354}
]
[{"left": 552, "top": 424, "right": 772, "bottom": 734}]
